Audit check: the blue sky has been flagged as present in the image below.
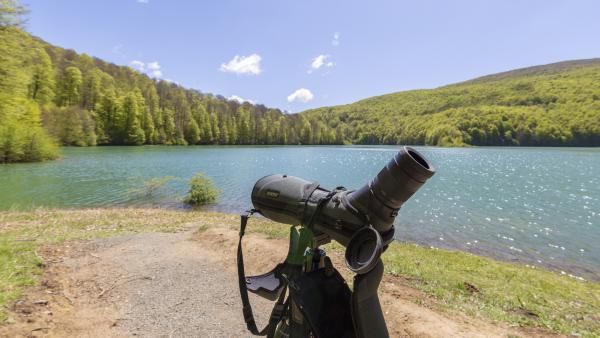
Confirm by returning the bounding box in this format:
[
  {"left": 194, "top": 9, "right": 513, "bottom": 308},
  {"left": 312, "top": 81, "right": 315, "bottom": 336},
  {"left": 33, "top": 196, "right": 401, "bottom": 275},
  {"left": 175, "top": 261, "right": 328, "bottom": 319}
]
[{"left": 26, "top": 0, "right": 600, "bottom": 112}]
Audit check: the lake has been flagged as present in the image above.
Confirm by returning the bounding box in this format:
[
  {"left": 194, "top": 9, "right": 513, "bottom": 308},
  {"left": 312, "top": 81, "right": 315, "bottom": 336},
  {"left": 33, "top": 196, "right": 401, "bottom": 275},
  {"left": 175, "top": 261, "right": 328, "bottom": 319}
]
[{"left": 1, "top": 146, "right": 598, "bottom": 281}]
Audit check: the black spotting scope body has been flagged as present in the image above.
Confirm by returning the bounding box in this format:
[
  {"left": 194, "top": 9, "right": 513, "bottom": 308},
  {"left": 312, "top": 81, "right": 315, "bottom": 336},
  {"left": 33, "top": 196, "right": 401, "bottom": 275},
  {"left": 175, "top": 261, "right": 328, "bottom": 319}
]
[{"left": 251, "top": 146, "right": 435, "bottom": 274}]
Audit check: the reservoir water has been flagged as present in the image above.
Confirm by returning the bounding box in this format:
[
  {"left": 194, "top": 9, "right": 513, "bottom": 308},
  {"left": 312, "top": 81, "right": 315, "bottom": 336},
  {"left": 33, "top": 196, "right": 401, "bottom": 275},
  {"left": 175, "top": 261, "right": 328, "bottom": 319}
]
[{"left": 0, "top": 146, "right": 598, "bottom": 280}]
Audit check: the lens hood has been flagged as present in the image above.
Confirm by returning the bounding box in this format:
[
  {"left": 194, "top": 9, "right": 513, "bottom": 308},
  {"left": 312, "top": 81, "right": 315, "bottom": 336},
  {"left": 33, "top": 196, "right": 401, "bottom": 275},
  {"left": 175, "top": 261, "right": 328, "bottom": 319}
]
[{"left": 345, "top": 227, "right": 383, "bottom": 274}]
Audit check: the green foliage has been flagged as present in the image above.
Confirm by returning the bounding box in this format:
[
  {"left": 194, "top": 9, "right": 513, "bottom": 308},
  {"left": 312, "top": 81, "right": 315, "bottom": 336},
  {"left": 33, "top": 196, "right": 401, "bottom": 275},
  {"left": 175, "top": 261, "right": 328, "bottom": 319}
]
[
  {"left": 43, "top": 106, "right": 96, "bottom": 146},
  {"left": 0, "top": 118, "right": 58, "bottom": 163},
  {"left": 185, "top": 118, "right": 200, "bottom": 145},
  {"left": 3, "top": 3, "right": 600, "bottom": 164},
  {"left": 1, "top": 23, "right": 342, "bottom": 163},
  {"left": 0, "top": 0, "right": 27, "bottom": 28},
  {"left": 55, "top": 66, "right": 82, "bottom": 107},
  {"left": 0, "top": 24, "right": 59, "bottom": 163},
  {"left": 184, "top": 172, "right": 218, "bottom": 206},
  {"left": 0, "top": 95, "right": 58, "bottom": 163},
  {"left": 121, "top": 92, "right": 145, "bottom": 145},
  {"left": 302, "top": 59, "right": 600, "bottom": 146}
]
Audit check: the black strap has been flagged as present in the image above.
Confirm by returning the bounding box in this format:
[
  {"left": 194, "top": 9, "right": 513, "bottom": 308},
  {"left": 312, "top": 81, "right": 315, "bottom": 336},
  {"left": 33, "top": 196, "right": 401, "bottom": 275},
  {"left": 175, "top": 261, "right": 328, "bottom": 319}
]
[
  {"left": 305, "top": 188, "right": 342, "bottom": 230},
  {"left": 237, "top": 210, "right": 288, "bottom": 337}
]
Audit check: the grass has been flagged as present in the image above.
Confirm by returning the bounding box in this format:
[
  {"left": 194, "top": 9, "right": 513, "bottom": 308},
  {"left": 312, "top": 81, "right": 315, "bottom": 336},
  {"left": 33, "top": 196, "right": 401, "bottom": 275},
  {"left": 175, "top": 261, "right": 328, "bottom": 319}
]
[
  {"left": 0, "top": 208, "right": 201, "bottom": 322},
  {"left": 233, "top": 215, "right": 600, "bottom": 338},
  {"left": 1, "top": 209, "right": 599, "bottom": 337},
  {"left": 383, "top": 243, "right": 600, "bottom": 337}
]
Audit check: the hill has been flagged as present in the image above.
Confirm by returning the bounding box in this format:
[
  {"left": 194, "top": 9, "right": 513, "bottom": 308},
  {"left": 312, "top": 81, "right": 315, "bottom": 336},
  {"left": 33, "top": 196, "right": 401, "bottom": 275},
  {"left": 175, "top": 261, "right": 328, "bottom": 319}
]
[
  {"left": 2, "top": 0, "right": 600, "bottom": 164},
  {"left": 301, "top": 59, "right": 600, "bottom": 146},
  {"left": 0, "top": 25, "right": 341, "bottom": 163}
]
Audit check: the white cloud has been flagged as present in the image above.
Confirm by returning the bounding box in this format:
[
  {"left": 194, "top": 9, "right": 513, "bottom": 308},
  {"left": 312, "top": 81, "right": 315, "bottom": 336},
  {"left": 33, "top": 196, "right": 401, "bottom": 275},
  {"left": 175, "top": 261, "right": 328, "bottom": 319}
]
[
  {"left": 287, "top": 88, "right": 314, "bottom": 103},
  {"left": 332, "top": 32, "right": 340, "bottom": 46},
  {"left": 311, "top": 55, "right": 326, "bottom": 69},
  {"left": 137, "top": 0, "right": 149, "bottom": 3},
  {"left": 309, "top": 54, "right": 334, "bottom": 73},
  {"left": 220, "top": 54, "right": 262, "bottom": 75},
  {"left": 228, "top": 95, "right": 255, "bottom": 105},
  {"left": 130, "top": 60, "right": 145, "bottom": 71},
  {"left": 147, "top": 61, "right": 160, "bottom": 70},
  {"left": 150, "top": 69, "right": 163, "bottom": 78},
  {"left": 147, "top": 62, "right": 162, "bottom": 77},
  {"left": 129, "top": 60, "right": 163, "bottom": 78}
]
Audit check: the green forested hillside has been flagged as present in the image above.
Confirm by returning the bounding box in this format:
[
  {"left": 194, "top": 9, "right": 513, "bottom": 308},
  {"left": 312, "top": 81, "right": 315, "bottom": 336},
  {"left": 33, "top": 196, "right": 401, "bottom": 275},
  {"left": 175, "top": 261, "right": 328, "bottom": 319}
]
[
  {"left": 0, "top": 2, "right": 341, "bottom": 163},
  {"left": 2, "top": 1, "right": 600, "bottom": 164},
  {"left": 302, "top": 59, "right": 600, "bottom": 146}
]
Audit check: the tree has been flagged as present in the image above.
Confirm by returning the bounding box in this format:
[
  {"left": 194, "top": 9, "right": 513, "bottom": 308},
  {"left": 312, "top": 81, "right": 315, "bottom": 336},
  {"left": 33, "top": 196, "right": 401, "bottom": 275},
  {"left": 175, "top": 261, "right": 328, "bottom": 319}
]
[
  {"left": 162, "top": 108, "right": 176, "bottom": 145},
  {"left": 121, "top": 92, "right": 145, "bottom": 145},
  {"left": 199, "top": 113, "right": 212, "bottom": 143},
  {"left": 144, "top": 84, "right": 162, "bottom": 143},
  {"left": 56, "top": 66, "right": 82, "bottom": 107},
  {"left": 299, "top": 117, "right": 312, "bottom": 144},
  {"left": 210, "top": 113, "right": 220, "bottom": 144},
  {"left": 1, "top": 100, "right": 58, "bottom": 163},
  {"left": 44, "top": 106, "right": 96, "bottom": 146},
  {"left": 81, "top": 69, "right": 101, "bottom": 111},
  {"left": 132, "top": 88, "right": 155, "bottom": 144},
  {"left": 228, "top": 116, "right": 238, "bottom": 144},
  {"left": 237, "top": 107, "right": 250, "bottom": 144},
  {"left": 219, "top": 116, "right": 229, "bottom": 144},
  {"left": 185, "top": 118, "right": 200, "bottom": 145},
  {"left": 28, "top": 47, "right": 54, "bottom": 106},
  {"left": 96, "top": 90, "right": 120, "bottom": 144},
  {"left": 0, "top": 0, "right": 28, "bottom": 28}
]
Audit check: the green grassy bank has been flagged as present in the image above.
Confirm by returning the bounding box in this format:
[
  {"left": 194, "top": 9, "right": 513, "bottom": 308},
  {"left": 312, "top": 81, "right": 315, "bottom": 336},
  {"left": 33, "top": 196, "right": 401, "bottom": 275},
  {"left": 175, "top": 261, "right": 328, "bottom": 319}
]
[{"left": 0, "top": 209, "right": 598, "bottom": 337}]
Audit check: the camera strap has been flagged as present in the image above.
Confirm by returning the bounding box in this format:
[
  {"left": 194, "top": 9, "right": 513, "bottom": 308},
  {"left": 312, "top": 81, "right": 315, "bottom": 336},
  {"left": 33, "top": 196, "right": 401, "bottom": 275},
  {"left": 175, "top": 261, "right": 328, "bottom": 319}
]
[{"left": 237, "top": 210, "right": 289, "bottom": 337}]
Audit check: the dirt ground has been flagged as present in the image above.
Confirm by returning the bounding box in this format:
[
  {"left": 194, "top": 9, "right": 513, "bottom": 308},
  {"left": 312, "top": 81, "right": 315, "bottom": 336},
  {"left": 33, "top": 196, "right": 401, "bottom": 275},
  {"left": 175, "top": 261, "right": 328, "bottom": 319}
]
[{"left": 0, "top": 225, "right": 562, "bottom": 338}]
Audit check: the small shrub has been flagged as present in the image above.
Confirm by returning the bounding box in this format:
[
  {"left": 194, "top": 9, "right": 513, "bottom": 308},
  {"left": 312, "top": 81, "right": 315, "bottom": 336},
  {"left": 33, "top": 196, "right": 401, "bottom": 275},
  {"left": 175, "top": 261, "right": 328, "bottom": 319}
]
[{"left": 184, "top": 172, "right": 218, "bottom": 206}]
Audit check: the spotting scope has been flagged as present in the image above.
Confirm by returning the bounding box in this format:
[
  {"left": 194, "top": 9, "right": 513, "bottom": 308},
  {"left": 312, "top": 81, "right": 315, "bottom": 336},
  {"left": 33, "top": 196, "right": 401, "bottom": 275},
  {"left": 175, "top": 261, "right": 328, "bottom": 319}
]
[
  {"left": 251, "top": 146, "right": 435, "bottom": 274},
  {"left": 239, "top": 146, "right": 435, "bottom": 338}
]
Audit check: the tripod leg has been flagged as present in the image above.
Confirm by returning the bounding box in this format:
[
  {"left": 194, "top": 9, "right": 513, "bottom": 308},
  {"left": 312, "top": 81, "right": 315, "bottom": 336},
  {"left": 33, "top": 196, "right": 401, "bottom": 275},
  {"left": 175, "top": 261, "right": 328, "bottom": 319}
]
[{"left": 352, "top": 259, "right": 389, "bottom": 338}]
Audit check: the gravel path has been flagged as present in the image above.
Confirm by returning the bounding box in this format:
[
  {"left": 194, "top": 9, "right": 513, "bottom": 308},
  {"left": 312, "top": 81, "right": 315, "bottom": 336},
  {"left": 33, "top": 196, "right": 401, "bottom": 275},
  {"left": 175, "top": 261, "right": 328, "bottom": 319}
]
[{"left": 60, "top": 231, "right": 271, "bottom": 338}]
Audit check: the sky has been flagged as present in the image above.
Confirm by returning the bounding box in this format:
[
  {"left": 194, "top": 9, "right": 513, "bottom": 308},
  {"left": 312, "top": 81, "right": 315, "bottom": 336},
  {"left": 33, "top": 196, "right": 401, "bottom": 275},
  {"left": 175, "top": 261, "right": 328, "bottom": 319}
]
[{"left": 25, "top": 0, "right": 600, "bottom": 112}]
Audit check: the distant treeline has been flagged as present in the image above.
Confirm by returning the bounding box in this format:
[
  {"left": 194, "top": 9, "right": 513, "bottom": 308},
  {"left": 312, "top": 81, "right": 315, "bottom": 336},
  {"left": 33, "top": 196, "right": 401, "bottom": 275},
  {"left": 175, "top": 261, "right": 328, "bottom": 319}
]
[{"left": 304, "top": 59, "right": 600, "bottom": 147}]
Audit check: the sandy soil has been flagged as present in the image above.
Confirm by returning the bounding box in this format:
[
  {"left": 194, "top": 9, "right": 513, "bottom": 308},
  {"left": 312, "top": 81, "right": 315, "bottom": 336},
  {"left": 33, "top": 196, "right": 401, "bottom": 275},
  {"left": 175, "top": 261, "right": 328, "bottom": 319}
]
[{"left": 0, "top": 225, "right": 562, "bottom": 338}]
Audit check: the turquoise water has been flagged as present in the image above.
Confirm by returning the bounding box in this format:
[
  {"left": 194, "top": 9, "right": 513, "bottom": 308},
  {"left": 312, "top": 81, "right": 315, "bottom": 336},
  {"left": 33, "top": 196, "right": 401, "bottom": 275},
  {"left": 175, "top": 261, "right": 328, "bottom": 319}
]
[{"left": 1, "top": 146, "right": 598, "bottom": 280}]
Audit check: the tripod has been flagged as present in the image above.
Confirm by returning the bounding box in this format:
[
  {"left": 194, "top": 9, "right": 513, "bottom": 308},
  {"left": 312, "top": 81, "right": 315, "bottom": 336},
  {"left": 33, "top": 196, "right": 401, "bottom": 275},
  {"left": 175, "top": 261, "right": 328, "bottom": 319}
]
[{"left": 237, "top": 212, "right": 389, "bottom": 338}]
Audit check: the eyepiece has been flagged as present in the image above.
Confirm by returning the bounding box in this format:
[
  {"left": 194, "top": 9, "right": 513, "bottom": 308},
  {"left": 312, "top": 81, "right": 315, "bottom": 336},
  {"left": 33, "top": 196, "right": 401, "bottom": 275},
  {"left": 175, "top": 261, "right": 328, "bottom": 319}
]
[{"left": 346, "top": 146, "right": 435, "bottom": 232}]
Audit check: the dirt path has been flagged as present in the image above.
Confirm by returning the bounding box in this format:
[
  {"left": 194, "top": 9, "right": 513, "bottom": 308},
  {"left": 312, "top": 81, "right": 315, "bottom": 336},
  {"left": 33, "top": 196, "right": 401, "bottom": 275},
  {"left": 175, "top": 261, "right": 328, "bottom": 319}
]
[{"left": 1, "top": 225, "right": 558, "bottom": 338}]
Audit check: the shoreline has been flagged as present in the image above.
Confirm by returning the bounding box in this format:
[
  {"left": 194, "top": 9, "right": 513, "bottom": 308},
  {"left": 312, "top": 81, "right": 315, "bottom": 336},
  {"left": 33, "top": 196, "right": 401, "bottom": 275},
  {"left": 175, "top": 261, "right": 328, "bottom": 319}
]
[
  {"left": 396, "top": 237, "right": 597, "bottom": 283},
  {"left": 2, "top": 203, "right": 597, "bottom": 283},
  {"left": 3, "top": 144, "right": 600, "bottom": 166}
]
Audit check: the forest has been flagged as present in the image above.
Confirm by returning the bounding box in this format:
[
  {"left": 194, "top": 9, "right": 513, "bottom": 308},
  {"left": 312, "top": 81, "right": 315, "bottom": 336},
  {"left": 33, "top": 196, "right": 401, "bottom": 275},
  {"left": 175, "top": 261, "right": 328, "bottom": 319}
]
[
  {"left": 0, "top": 2, "right": 341, "bottom": 163},
  {"left": 2, "top": 1, "right": 600, "bottom": 163},
  {"left": 304, "top": 59, "right": 600, "bottom": 147}
]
